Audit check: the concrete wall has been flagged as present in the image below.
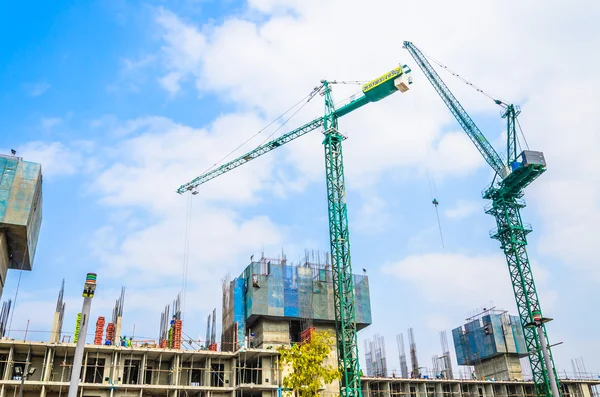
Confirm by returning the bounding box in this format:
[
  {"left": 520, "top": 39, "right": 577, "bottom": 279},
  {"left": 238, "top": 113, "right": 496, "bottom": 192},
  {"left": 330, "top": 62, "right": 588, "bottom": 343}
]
[
  {"left": 474, "top": 355, "right": 523, "bottom": 381},
  {"left": 251, "top": 318, "right": 289, "bottom": 348}
]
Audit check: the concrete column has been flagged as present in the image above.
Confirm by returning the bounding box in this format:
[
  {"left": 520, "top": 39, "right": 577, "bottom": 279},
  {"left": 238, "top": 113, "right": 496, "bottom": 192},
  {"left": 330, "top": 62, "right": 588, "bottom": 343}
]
[
  {"left": 140, "top": 352, "right": 147, "bottom": 385},
  {"left": 382, "top": 381, "right": 391, "bottom": 397},
  {"left": 452, "top": 383, "right": 460, "bottom": 397},
  {"left": 206, "top": 357, "right": 211, "bottom": 387},
  {"left": 50, "top": 312, "right": 61, "bottom": 344},
  {"left": 484, "top": 383, "right": 494, "bottom": 397},
  {"left": 173, "top": 354, "right": 181, "bottom": 386},
  {"left": 3, "top": 345, "right": 13, "bottom": 381},
  {"left": 362, "top": 380, "right": 371, "bottom": 397},
  {"left": 114, "top": 317, "right": 123, "bottom": 348},
  {"left": 581, "top": 384, "right": 592, "bottom": 397},
  {"left": 434, "top": 382, "right": 443, "bottom": 397},
  {"left": 42, "top": 347, "right": 54, "bottom": 381}
]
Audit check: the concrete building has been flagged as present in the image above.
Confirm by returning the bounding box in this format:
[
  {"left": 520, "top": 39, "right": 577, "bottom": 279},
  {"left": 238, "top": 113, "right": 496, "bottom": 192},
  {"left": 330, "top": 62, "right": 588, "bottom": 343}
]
[
  {"left": 221, "top": 254, "right": 371, "bottom": 353},
  {"left": 0, "top": 154, "right": 43, "bottom": 297},
  {"left": 452, "top": 310, "right": 527, "bottom": 381},
  {"left": 220, "top": 254, "right": 372, "bottom": 396},
  {"left": 0, "top": 255, "right": 597, "bottom": 397},
  {"left": 0, "top": 340, "right": 597, "bottom": 397}
]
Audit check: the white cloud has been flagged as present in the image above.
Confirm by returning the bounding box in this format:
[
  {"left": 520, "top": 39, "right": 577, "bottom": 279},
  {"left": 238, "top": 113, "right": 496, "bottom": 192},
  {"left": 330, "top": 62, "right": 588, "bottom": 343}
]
[
  {"left": 123, "top": 54, "right": 156, "bottom": 71},
  {"left": 159, "top": 71, "right": 183, "bottom": 94},
  {"left": 41, "top": 117, "right": 62, "bottom": 129},
  {"left": 353, "top": 193, "right": 391, "bottom": 235},
  {"left": 444, "top": 199, "right": 482, "bottom": 220},
  {"left": 155, "top": 7, "right": 206, "bottom": 95},
  {"left": 24, "top": 82, "right": 51, "bottom": 97},
  {"left": 382, "top": 252, "right": 515, "bottom": 310},
  {"left": 15, "top": 141, "right": 96, "bottom": 177},
  {"left": 84, "top": 113, "right": 292, "bottom": 323},
  {"left": 142, "top": 0, "right": 600, "bottom": 290}
]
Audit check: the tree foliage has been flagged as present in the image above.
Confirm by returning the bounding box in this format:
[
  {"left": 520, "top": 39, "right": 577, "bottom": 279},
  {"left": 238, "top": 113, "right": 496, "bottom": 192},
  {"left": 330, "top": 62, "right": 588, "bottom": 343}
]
[{"left": 278, "top": 330, "right": 340, "bottom": 397}]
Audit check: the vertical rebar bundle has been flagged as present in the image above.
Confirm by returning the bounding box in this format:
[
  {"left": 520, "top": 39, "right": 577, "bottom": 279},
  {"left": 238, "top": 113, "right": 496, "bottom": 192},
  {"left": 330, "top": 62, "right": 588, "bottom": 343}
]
[
  {"left": 158, "top": 294, "right": 183, "bottom": 349},
  {"left": 364, "top": 334, "right": 387, "bottom": 377},
  {"left": 56, "top": 280, "right": 65, "bottom": 338},
  {"left": 112, "top": 287, "right": 125, "bottom": 345},
  {"left": 205, "top": 313, "right": 211, "bottom": 348},
  {"left": 50, "top": 280, "right": 66, "bottom": 343},
  {"left": 439, "top": 331, "right": 454, "bottom": 379},
  {"left": 159, "top": 304, "right": 170, "bottom": 346},
  {"left": 112, "top": 287, "right": 125, "bottom": 323},
  {"left": 0, "top": 300, "right": 12, "bottom": 338},
  {"left": 408, "top": 327, "right": 419, "bottom": 377},
  {"left": 210, "top": 308, "right": 217, "bottom": 346},
  {"left": 396, "top": 333, "right": 409, "bottom": 378},
  {"left": 364, "top": 340, "right": 374, "bottom": 377}
]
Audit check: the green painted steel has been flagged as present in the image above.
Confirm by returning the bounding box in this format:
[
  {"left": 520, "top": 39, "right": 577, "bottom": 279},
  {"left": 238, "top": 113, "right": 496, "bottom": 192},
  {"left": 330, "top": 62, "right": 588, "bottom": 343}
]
[
  {"left": 404, "top": 41, "right": 558, "bottom": 397},
  {"left": 176, "top": 117, "right": 325, "bottom": 194},
  {"left": 484, "top": 196, "right": 558, "bottom": 397},
  {"left": 403, "top": 42, "right": 506, "bottom": 177},
  {"left": 322, "top": 81, "right": 362, "bottom": 397},
  {"left": 334, "top": 95, "right": 370, "bottom": 118},
  {"left": 505, "top": 105, "right": 521, "bottom": 166},
  {"left": 178, "top": 66, "right": 413, "bottom": 397}
]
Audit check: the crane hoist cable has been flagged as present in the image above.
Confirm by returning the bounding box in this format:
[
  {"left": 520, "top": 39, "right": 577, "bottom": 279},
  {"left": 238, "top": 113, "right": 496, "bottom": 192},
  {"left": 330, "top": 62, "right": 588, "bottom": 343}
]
[
  {"left": 180, "top": 88, "right": 323, "bottom": 307},
  {"left": 516, "top": 118, "right": 530, "bottom": 151},
  {"left": 420, "top": 49, "right": 508, "bottom": 106},
  {"left": 412, "top": 94, "right": 445, "bottom": 249},
  {"left": 424, "top": 50, "right": 533, "bottom": 167},
  {"left": 256, "top": 84, "right": 323, "bottom": 147},
  {"left": 181, "top": 191, "right": 192, "bottom": 318},
  {"left": 198, "top": 86, "right": 324, "bottom": 180}
]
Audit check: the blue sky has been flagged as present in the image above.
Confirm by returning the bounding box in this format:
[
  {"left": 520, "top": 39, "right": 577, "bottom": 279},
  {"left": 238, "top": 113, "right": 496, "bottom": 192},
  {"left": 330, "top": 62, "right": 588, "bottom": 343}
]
[{"left": 1, "top": 0, "right": 599, "bottom": 378}]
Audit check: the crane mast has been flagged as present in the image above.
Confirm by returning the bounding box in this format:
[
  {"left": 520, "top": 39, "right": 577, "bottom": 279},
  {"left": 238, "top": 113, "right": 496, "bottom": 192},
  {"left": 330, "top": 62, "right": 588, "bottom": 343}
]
[
  {"left": 178, "top": 66, "right": 413, "bottom": 397},
  {"left": 322, "top": 81, "right": 361, "bottom": 397},
  {"left": 403, "top": 41, "right": 559, "bottom": 397}
]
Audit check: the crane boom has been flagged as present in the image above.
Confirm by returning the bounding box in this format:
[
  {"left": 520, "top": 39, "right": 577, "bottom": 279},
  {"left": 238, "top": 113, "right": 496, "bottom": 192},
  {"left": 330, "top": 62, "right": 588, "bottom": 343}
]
[
  {"left": 404, "top": 41, "right": 559, "bottom": 397},
  {"left": 403, "top": 41, "right": 506, "bottom": 177}
]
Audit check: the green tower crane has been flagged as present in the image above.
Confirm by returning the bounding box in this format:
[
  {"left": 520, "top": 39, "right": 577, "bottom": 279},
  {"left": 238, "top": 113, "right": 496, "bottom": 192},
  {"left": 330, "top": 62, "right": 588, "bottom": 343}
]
[
  {"left": 177, "top": 66, "right": 413, "bottom": 397},
  {"left": 403, "top": 41, "right": 560, "bottom": 397}
]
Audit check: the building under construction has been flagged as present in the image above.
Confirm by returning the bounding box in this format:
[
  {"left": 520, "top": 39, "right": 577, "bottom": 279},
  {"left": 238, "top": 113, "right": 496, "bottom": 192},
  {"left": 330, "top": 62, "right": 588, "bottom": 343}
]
[
  {"left": 0, "top": 154, "right": 43, "bottom": 297},
  {"left": 0, "top": 254, "right": 597, "bottom": 397},
  {"left": 452, "top": 309, "right": 527, "bottom": 381}
]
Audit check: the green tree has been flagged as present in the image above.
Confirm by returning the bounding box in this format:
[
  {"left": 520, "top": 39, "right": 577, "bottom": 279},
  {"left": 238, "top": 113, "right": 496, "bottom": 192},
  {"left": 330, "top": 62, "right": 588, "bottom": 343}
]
[{"left": 278, "top": 330, "right": 340, "bottom": 397}]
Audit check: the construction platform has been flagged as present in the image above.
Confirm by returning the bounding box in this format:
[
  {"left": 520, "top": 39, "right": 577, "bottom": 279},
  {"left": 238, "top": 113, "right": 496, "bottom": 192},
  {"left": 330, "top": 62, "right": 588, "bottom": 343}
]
[{"left": 0, "top": 340, "right": 597, "bottom": 397}]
